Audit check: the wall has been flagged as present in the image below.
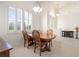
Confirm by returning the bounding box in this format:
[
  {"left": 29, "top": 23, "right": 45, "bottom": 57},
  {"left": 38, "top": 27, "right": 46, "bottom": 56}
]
[
  {"left": 57, "top": 5, "right": 79, "bottom": 37},
  {"left": 58, "top": 13, "right": 79, "bottom": 30},
  {"left": 32, "top": 12, "right": 42, "bottom": 30}
]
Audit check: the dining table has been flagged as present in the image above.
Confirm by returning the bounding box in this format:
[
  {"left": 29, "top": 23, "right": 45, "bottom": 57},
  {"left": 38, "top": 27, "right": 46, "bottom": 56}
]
[
  {"left": 29, "top": 33, "right": 55, "bottom": 51},
  {"left": 40, "top": 34, "right": 54, "bottom": 41},
  {"left": 29, "top": 33, "right": 55, "bottom": 42}
]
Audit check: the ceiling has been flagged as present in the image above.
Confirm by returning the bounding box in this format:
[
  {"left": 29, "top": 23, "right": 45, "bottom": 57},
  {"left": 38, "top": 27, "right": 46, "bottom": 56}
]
[{"left": 0, "top": 1, "right": 79, "bottom": 13}]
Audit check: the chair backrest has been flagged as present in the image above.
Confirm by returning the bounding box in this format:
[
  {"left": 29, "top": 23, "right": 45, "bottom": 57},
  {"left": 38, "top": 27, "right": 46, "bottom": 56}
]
[
  {"left": 47, "top": 29, "right": 53, "bottom": 36},
  {"left": 32, "top": 30, "right": 40, "bottom": 42},
  {"left": 22, "top": 30, "right": 28, "bottom": 40},
  {"left": 38, "top": 30, "right": 42, "bottom": 35}
]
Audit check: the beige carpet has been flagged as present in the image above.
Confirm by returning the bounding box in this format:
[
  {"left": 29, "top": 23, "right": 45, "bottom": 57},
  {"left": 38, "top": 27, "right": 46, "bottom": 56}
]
[{"left": 10, "top": 37, "right": 79, "bottom": 57}]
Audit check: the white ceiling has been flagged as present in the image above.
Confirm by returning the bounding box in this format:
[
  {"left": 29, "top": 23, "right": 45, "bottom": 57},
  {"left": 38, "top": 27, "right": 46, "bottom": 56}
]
[
  {"left": 0, "top": 1, "right": 79, "bottom": 7},
  {"left": 0, "top": 1, "right": 79, "bottom": 13}
]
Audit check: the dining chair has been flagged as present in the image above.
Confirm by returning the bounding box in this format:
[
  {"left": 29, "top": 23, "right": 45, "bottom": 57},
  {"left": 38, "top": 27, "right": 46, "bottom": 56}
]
[
  {"left": 22, "top": 30, "right": 33, "bottom": 48},
  {"left": 47, "top": 29, "right": 55, "bottom": 46},
  {"left": 32, "top": 30, "right": 49, "bottom": 56},
  {"left": 38, "top": 30, "right": 42, "bottom": 35},
  {"left": 32, "top": 30, "right": 42, "bottom": 56}
]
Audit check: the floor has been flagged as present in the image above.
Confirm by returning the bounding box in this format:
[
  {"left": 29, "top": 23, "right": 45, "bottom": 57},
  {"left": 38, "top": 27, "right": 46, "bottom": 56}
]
[{"left": 10, "top": 37, "right": 79, "bottom": 57}]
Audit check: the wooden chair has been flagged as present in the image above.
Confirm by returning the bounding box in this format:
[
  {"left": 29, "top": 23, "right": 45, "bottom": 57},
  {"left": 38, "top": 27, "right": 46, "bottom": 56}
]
[
  {"left": 38, "top": 30, "right": 42, "bottom": 35},
  {"left": 47, "top": 29, "right": 55, "bottom": 46},
  {"left": 22, "top": 30, "right": 33, "bottom": 48},
  {"left": 32, "top": 30, "right": 48, "bottom": 56},
  {"left": 32, "top": 30, "right": 42, "bottom": 56}
]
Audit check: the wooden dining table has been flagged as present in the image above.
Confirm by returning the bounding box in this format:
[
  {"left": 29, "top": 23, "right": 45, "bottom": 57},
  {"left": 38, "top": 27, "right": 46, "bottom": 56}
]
[
  {"left": 29, "top": 33, "right": 55, "bottom": 51},
  {"left": 29, "top": 33, "right": 55, "bottom": 42},
  {"left": 40, "top": 34, "right": 54, "bottom": 41}
]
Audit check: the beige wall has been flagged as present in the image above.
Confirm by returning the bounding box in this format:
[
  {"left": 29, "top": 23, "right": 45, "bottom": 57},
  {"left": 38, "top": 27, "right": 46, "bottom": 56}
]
[{"left": 57, "top": 4, "right": 79, "bottom": 37}]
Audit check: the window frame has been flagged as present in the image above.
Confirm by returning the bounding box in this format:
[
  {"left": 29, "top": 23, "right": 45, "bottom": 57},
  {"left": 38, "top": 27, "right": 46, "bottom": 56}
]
[
  {"left": 23, "top": 11, "right": 32, "bottom": 33},
  {"left": 7, "top": 6, "right": 32, "bottom": 33},
  {"left": 7, "top": 6, "right": 17, "bottom": 33}
]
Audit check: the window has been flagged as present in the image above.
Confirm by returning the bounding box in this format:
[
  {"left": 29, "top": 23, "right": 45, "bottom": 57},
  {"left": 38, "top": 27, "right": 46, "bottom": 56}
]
[
  {"left": 8, "top": 7, "right": 16, "bottom": 31},
  {"left": 24, "top": 11, "right": 29, "bottom": 30},
  {"left": 24, "top": 11, "right": 32, "bottom": 32},
  {"left": 17, "top": 8, "right": 23, "bottom": 30},
  {"left": 28, "top": 13, "right": 32, "bottom": 31},
  {"left": 8, "top": 6, "right": 32, "bottom": 32}
]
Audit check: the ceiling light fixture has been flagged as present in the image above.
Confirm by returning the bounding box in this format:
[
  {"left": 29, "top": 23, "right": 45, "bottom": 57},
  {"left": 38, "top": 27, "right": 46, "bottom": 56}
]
[{"left": 33, "top": 1, "right": 42, "bottom": 13}]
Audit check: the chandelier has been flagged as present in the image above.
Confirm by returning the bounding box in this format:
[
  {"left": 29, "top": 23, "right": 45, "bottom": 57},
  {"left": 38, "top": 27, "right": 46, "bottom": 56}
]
[{"left": 33, "top": 1, "right": 42, "bottom": 13}]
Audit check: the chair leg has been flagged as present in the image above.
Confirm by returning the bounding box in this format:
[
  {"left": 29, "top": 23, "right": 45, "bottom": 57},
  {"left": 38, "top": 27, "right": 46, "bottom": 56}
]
[
  {"left": 49, "top": 41, "right": 51, "bottom": 50},
  {"left": 40, "top": 43, "right": 42, "bottom": 56},
  {"left": 26, "top": 40, "right": 29, "bottom": 48},
  {"left": 32, "top": 40, "right": 34, "bottom": 44},
  {"left": 24, "top": 40, "right": 26, "bottom": 47},
  {"left": 34, "top": 43, "right": 36, "bottom": 53},
  {"left": 27, "top": 42, "right": 29, "bottom": 48},
  {"left": 51, "top": 40, "right": 52, "bottom": 46}
]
